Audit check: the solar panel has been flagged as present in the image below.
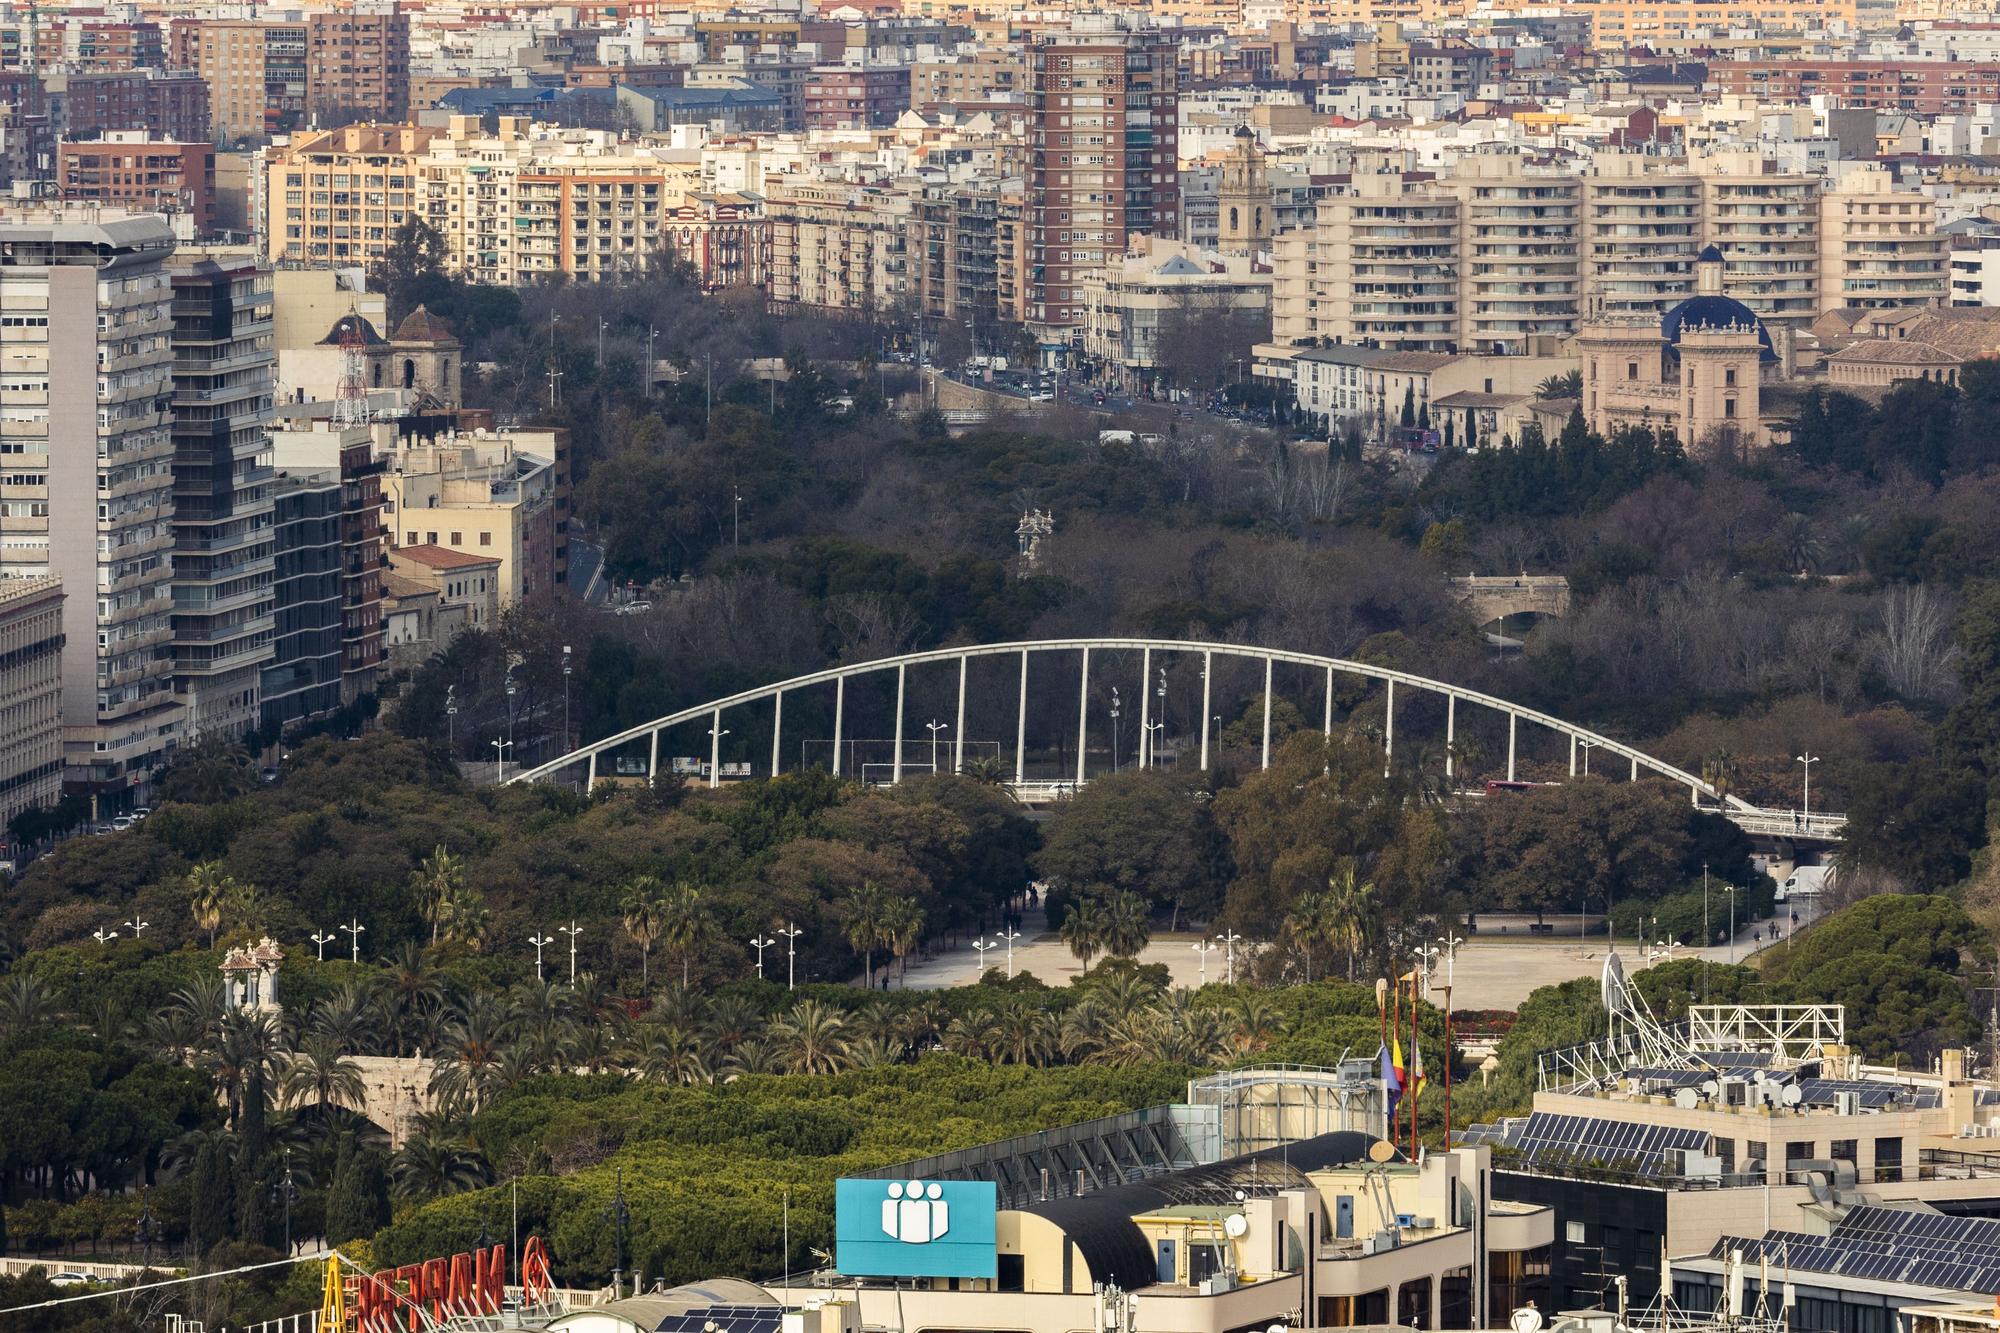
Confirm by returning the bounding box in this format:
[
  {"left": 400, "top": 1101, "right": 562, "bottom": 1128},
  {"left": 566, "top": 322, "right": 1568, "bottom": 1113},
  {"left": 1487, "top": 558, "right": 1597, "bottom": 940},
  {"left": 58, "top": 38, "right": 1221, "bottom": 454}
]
[
  {"left": 1508, "top": 1112, "right": 1709, "bottom": 1174},
  {"left": 1711, "top": 1209, "right": 2000, "bottom": 1295},
  {"left": 653, "top": 1304, "right": 786, "bottom": 1333},
  {"left": 1794, "top": 1078, "right": 1938, "bottom": 1109}
]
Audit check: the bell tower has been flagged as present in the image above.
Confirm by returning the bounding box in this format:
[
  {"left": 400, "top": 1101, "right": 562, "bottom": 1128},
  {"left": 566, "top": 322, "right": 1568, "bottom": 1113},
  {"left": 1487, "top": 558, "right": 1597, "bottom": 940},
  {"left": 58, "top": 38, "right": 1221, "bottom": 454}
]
[{"left": 1217, "top": 127, "right": 1272, "bottom": 255}]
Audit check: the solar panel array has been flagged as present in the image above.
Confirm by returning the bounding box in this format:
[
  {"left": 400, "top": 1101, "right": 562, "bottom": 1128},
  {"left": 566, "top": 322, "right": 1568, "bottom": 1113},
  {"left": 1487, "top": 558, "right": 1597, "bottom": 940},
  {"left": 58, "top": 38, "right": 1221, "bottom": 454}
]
[
  {"left": 1793, "top": 1078, "right": 1939, "bottom": 1109},
  {"left": 1710, "top": 1208, "right": 2000, "bottom": 1295},
  {"left": 652, "top": 1304, "right": 786, "bottom": 1333},
  {"left": 1503, "top": 1112, "right": 1709, "bottom": 1173}
]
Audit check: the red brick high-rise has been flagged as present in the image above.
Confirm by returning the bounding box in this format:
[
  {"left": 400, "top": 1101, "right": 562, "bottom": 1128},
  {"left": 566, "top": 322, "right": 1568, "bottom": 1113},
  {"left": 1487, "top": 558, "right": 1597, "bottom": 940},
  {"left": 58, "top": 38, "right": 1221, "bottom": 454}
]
[{"left": 1026, "top": 24, "right": 1178, "bottom": 349}]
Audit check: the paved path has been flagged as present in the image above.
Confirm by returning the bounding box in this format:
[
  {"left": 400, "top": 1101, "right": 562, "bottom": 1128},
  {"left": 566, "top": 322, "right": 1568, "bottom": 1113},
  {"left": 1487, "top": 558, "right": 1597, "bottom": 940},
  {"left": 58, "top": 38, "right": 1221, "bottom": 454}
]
[{"left": 894, "top": 897, "right": 1824, "bottom": 1009}]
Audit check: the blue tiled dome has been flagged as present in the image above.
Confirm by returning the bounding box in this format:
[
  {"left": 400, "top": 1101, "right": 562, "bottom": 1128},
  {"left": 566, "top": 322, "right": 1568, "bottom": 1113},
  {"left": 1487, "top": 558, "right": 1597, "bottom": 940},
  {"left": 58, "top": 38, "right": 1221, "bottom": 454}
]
[{"left": 1661, "top": 293, "right": 1776, "bottom": 361}]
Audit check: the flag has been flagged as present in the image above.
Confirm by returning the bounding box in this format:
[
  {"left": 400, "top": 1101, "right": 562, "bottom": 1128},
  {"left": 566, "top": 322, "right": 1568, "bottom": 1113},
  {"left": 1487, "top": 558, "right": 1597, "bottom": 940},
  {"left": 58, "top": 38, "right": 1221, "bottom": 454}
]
[
  {"left": 1378, "top": 1041, "right": 1402, "bottom": 1120},
  {"left": 1411, "top": 1036, "right": 1427, "bottom": 1100},
  {"left": 1391, "top": 1035, "right": 1407, "bottom": 1086}
]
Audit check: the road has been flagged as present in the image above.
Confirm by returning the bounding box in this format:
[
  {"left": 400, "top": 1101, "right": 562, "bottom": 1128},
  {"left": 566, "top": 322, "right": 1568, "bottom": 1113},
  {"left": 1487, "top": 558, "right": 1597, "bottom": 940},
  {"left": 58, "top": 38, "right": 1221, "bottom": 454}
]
[{"left": 890, "top": 899, "right": 1823, "bottom": 1010}]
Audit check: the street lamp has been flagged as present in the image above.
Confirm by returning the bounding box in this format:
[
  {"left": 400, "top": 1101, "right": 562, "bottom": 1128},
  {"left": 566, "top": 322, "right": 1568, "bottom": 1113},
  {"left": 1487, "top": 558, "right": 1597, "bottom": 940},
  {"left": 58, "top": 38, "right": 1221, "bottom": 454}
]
[
  {"left": 340, "top": 918, "right": 365, "bottom": 963},
  {"left": 1155, "top": 666, "right": 1168, "bottom": 765},
  {"left": 1725, "top": 886, "right": 1739, "bottom": 965},
  {"left": 1436, "top": 933, "right": 1464, "bottom": 991},
  {"left": 559, "top": 921, "right": 583, "bottom": 986},
  {"left": 778, "top": 922, "right": 804, "bottom": 989},
  {"left": 751, "top": 933, "right": 776, "bottom": 980},
  {"left": 1797, "top": 753, "right": 1819, "bottom": 823},
  {"left": 562, "top": 645, "right": 573, "bottom": 754},
  {"left": 973, "top": 937, "right": 996, "bottom": 975},
  {"left": 93, "top": 927, "right": 118, "bottom": 946},
  {"left": 123, "top": 917, "right": 149, "bottom": 939},
  {"left": 1192, "top": 939, "right": 1219, "bottom": 986},
  {"left": 1145, "top": 719, "right": 1164, "bottom": 765},
  {"left": 490, "top": 737, "right": 513, "bottom": 784},
  {"left": 926, "top": 719, "right": 948, "bottom": 774},
  {"left": 1580, "top": 738, "right": 1599, "bottom": 776},
  {"left": 1110, "top": 686, "right": 1122, "bottom": 773},
  {"left": 310, "top": 930, "right": 335, "bottom": 962},
  {"left": 999, "top": 926, "right": 1022, "bottom": 979},
  {"left": 445, "top": 684, "right": 458, "bottom": 756},
  {"left": 529, "top": 932, "right": 554, "bottom": 983},
  {"left": 1414, "top": 940, "right": 1440, "bottom": 1001},
  {"left": 1216, "top": 930, "right": 1243, "bottom": 986}
]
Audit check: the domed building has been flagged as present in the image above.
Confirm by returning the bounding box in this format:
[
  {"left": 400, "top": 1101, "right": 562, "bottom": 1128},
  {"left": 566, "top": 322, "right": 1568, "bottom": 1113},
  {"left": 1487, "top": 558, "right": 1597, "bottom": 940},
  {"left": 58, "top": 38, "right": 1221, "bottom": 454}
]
[{"left": 1576, "top": 247, "right": 1788, "bottom": 448}]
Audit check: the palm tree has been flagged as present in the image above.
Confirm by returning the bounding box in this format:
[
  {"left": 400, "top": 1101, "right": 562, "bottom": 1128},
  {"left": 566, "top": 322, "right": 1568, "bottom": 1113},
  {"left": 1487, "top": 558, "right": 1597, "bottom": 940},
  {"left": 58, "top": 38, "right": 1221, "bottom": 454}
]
[
  {"left": 390, "top": 1130, "right": 489, "bottom": 1200},
  {"left": 185, "top": 861, "right": 235, "bottom": 948},
  {"left": 620, "top": 875, "right": 669, "bottom": 987},
  {"left": 880, "top": 895, "right": 926, "bottom": 987},
  {"left": 0, "top": 973, "right": 55, "bottom": 1036},
  {"left": 1283, "top": 889, "right": 1340, "bottom": 984},
  {"left": 843, "top": 882, "right": 888, "bottom": 989},
  {"left": 309, "top": 983, "right": 380, "bottom": 1056},
  {"left": 1232, "top": 994, "right": 1286, "bottom": 1053},
  {"left": 1535, "top": 369, "right": 1583, "bottom": 400},
  {"left": 1100, "top": 890, "right": 1151, "bottom": 959},
  {"left": 376, "top": 942, "right": 443, "bottom": 1057},
  {"left": 722, "top": 1039, "right": 783, "bottom": 1079},
  {"left": 629, "top": 1023, "right": 712, "bottom": 1085},
  {"left": 772, "top": 999, "right": 850, "bottom": 1074},
  {"left": 1702, "top": 749, "right": 1739, "bottom": 807},
  {"left": 896, "top": 998, "right": 950, "bottom": 1053},
  {"left": 282, "top": 1036, "right": 367, "bottom": 1114},
  {"left": 428, "top": 995, "right": 512, "bottom": 1111},
  {"left": 1060, "top": 896, "right": 1108, "bottom": 973},
  {"left": 1326, "top": 860, "right": 1377, "bottom": 981},
  {"left": 408, "top": 845, "right": 466, "bottom": 944},
  {"left": 436, "top": 883, "right": 491, "bottom": 951},
  {"left": 960, "top": 755, "right": 1009, "bottom": 785},
  {"left": 204, "top": 1010, "right": 283, "bottom": 1130},
  {"left": 658, "top": 881, "right": 708, "bottom": 990}
]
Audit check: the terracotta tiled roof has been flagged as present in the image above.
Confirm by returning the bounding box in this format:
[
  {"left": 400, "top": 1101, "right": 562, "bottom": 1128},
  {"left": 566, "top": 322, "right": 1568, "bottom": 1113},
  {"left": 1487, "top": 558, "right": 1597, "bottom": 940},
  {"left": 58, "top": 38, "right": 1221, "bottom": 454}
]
[{"left": 393, "top": 543, "right": 500, "bottom": 571}]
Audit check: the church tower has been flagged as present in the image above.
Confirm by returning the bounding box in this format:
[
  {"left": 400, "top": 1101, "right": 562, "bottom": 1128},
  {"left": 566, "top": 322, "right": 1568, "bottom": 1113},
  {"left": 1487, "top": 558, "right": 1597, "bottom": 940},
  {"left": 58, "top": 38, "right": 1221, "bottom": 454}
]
[{"left": 1217, "top": 127, "right": 1272, "bottom": 255}]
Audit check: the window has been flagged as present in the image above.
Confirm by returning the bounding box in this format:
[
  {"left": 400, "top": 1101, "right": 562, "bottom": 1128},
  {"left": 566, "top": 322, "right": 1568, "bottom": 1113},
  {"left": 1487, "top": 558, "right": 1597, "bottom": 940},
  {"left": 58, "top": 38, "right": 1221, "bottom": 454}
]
[
  {"left": 449, "top": 531, "right": 462, "bottom": 546},
  {"left": 1874, "top": 1136, "right": 1903, "bottom": 1183},
  {"left": 479, "top": 532, "right": 492, "bottom": 547},
  {"left": 1723, "top": 397, "right": 1737, "bottom": 418},
  {"left": 1565, "top": 1220, "right": 1586, "bottom": 1244},
  {"left": 1626, "top": 361, "right": 1639, "bottom": 380}
]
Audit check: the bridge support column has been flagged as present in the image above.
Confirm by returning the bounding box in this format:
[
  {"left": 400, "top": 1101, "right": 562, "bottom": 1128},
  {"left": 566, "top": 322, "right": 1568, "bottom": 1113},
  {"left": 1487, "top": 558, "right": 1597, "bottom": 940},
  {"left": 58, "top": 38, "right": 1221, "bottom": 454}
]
[
  {"left": 954, "top": 656, "right": 966, "bottom": 774},
  {"left": 587, "top": 751, "right": 596, "bottom": 789},
  {"left": 649, "top": 728, "right": 660, "bottom": 784},
  {"left": 1136, "top": 647, "right": 1151, "bottom": 768},
  {"left": 1324, "top": 665, "right": 1333, "bottom": 736},
  {"left": 772, "top": 691, "right": 783, "bottom": 778},
  {"left": 1384, "top": 679, "right": 1394, "bottom": 777},
  {"left": 893, "top": 663, "right": 906, "bottom": 784},
  {"left": 1261, "top": 657, "right": 1273, "bottom": 770},
  {"left": 1076, "top": 647, "right": 1090, "bottom": 787},
  {"left": 1507, "top": 713, "right": 1517, "bottom": 782},
  {"left": 709, "top": 707, "right": 723, "bottom": 789},
  {"left": 1445, "top": 696, "right": 1455, "bottom": 781},
  {"left": 833, "top": 677, "right": 845, "bottom": 776},
  {"left": 1569, "top": 733, "right": 1577, "bottom": 778},
  {"left": 1200, "top": 650, "right": 1212, "bottom": 771},
  {"left": 1016, "top": 648, "right": 1028, "bottom": 786},
  {"left": 1631, "top": 755, "right": 1638, "bottom": 782}
]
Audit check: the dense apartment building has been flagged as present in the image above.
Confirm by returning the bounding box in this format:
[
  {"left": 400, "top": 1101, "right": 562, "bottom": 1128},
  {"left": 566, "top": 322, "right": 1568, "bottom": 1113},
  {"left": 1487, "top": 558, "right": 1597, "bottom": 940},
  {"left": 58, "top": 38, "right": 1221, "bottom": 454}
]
[
  {"left": 802, "top": 65, "right": 913, "bottom": 130},
  {"left": 1026, "top": 26, "right": 1180, "bottom": 345},
  {"left": 58, "top": 134, "right": 216, "bottom": 235},
  {"left": 1711, "top": 60, "right": 2000, "bottom": 116},
  {"left": 265, "top": 124, "right": 442, "bottom": 270},
  {"left": 187, "top": 7, "right": 409, "bottom": 141},
  {"left": 268, "top": 420, "right": 385, "bottom": 704},
  {"left": 766, "top": 180, "right": 913, "bottom": 315},
  {"left": 305, "top": 7, "right": 410, "bottom": 127},
  {"left": 166, "top": 248, "right": 277, "bottom": 742},
  {"left": 189, "top": 20, "right": 309, "bottom": 140},
  {"left": 911, "top": 51, "right": 1023, "bottom": 112},
  {"left": 380, "top": 428, "right": 566, "bottom": 606},
  {"left": 1696, "top": 150, "right": 1826, "bottom": 327},
  {"left": 0, "top": 208, "right": 182, "bottom": 802},
  {"left": 260, "top": 471, "right": 344, "bottom": 731},
  {"left": 47, "top": 69, "right": 210, "bottom": 144},
  {"left": 914, "top": 179, "right": 1028, "bottom": 329},
  {"left": 0, "top": 19, "right": 165, "bottom": 74},
  {"left": 0, "top": 578, "right": 66, "bottom": 830},
  {"left": 1452, "top": 154, "right": 1581, "bottom": 353},
  {"left": 1582, "top": 154, "right": 1702, "bottom": 319},
  {"left": 1819, "top": 168, "right": 1945, "bottom": 312}
]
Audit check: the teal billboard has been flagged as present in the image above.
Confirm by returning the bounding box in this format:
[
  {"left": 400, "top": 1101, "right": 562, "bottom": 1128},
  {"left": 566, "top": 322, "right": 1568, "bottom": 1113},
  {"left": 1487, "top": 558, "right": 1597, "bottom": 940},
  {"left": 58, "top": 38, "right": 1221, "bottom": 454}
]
[{"left": 835, "top": 1179, "right": 998, "bottom": 1279}]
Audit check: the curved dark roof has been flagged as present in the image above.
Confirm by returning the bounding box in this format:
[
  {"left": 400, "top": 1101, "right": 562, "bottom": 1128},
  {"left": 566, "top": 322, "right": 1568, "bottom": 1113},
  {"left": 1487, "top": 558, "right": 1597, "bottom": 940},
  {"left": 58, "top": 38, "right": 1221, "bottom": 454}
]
[
  {"left": 1018, "top": 1132, "right": 1389, "bottom": 1291},
  {"left": 1697, "top": 243, "right": 1725, "bottom": 263},
  {"left": 1662, "top": 293, "right": 1776, "bottom": 361},
  {"left": 392, "top": 304, "right": 457, "bottom": 344},
  {"left": 319, "top": 312, "right": 385, "bottom": 346}
]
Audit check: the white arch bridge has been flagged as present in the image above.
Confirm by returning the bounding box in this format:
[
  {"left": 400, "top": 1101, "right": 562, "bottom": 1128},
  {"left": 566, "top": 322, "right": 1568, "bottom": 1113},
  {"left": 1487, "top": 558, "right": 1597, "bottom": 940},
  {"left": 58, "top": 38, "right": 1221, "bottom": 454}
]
[{"left": 507, "top": 638, "right": 1846, "bottom": 843}]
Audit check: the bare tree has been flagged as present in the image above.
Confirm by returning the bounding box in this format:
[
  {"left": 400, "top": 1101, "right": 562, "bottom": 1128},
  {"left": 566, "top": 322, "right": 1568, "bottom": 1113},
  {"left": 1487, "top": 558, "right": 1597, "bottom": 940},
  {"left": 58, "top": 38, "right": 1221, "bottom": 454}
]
[
  {"left": 1294, "top": 451, "right": 1351, "bottom": 524},
  {"left": 1872, "top": 584, "right": 1961, "bottom": 701},
  {"left": 1781, "top": 614, "right": 1854, "bottom": 704},
  {"left": 826, "top": 592, "right": 926, "bottom": 663}
]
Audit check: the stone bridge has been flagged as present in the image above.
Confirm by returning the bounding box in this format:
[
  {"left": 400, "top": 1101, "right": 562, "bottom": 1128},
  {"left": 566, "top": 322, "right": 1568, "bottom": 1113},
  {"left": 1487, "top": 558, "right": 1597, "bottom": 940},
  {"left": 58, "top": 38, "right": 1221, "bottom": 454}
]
[{"left": 1449, "top": 574, "right": 1571, "bottom": 623}]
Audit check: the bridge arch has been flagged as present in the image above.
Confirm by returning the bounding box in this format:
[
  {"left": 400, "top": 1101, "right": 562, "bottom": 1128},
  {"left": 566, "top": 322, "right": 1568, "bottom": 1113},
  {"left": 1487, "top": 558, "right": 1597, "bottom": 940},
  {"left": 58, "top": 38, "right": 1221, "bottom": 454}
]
[{"left": 506, "top": 639, "right": 1844, "bottom": 841}]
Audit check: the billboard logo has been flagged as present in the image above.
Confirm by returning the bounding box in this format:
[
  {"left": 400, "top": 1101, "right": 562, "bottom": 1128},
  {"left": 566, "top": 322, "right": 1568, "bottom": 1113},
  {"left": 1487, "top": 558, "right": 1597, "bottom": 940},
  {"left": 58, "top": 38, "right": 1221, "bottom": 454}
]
[{"left": 883, "top": 1181, "right": 948, "bottom": 1244}]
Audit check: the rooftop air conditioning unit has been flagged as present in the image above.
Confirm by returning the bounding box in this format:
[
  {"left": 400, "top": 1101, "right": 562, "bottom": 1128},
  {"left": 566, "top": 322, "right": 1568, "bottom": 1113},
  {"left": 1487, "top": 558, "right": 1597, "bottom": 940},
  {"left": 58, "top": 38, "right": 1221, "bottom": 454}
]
[{"left": 1835, "top": 1092, "right": 1860, "bottom": 1116}]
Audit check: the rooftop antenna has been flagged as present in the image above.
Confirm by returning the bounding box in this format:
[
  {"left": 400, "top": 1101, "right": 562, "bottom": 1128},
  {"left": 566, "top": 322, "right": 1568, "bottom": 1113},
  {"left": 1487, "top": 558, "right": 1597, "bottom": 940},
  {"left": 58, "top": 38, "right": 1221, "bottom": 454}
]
[{"left": 335, "top": 313, "right": 368, "bottom": 427}]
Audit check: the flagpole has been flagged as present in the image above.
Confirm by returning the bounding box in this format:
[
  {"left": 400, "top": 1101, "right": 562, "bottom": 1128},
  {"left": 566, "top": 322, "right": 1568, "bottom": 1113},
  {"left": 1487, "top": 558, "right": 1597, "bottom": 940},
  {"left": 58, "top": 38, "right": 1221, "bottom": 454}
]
[
  {"left": 1392, "top": 970, "right": 1403, "bottom": 1150},
  {"left": 1409, "top": 969, "right": 1420, "bottom": 1161},
  {"left": 1376, "top": 977, "right": 1391, "bottom": 1146},
  {"left": 1443, "top": 984, "right": 1454, "bottom": 1146}
]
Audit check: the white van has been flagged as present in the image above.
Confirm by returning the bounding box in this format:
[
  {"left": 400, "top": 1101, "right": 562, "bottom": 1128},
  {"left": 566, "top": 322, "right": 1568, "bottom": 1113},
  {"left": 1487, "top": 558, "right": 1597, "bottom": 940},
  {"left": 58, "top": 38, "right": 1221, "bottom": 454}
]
[{"left": 1776, "top": 865, "right": 1834, "bottom": 902}]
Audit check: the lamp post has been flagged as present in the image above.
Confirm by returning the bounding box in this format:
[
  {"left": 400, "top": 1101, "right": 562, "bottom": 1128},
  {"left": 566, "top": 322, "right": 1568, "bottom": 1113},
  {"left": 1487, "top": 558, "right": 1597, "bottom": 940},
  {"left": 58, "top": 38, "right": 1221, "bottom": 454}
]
[
  {"left": 1725, "top": 886, "right": 1738, "bottom": 965},
  {"left": 562, "top": 645, "right": 573, "bottom": 755},
  {"left": 778, "top": 922, "right": 803, "bottom": 989},
  {"left": 93, "top": 928, "right": 118, "bottom": 947},
  {"left": 1110, "top": 686, "right": 1122, "bottom": 773},
  {"left": 1437, "top": 933, "right": 1463, "bottom": 991},
  {"left": 340, "top": 918, "right": 365, "bottom": 963},
  {"left": 1414, "top": 941, "right": 1440, "bottom": 1001},
  {"left": 1155, "top": 666, "right": 1168, "bottom": 765},
  {"left": 1580, "top": 738, "right": 1599, "bottom": 776},
  {"left": 504, "top": 664, "right": 517, "bottom": 764},
  {"left": 490, "top": 737, "right": 512, "bottom": 784},
  {"left": 926, "top": 719, "right": 948, "bottom": 774},
  {"left": 529, "top": 932, "right": 553, "bottom": 983},
  {"left": 559, "top": 920, "right": 583, "bottom": 985},
  {"left": 973, "top": 937, "right": 996, "bottom": 975},
  {"left": 1216, "top": 930, "right": 1243, "bottom": 986},
  {"left": 1797, "top": 752, "right": 1819, "bottom": 823},
  {"left": 1145, "top": 719, "right": 1164, "bottom": 765},
  {"left": 445, "top": 684, "right": 457, "bottom": 757},
  {"left": 751, "top": 933, "right": 776, "bottom": 980},
  {"left": 597, "top": 317, "right": 607, "bottom": 368},
  {"left": 122, "top": 916, "right": 148, "bottom": 939},
  {"left": 310, "top": 930, "right": 335, "bottom": 962},
  {"left": 1192, "top": 939, "right": 1219, "bottom": 986},
  {"left": 999, "top": 926, "right": 1022, "bottom": 979}
]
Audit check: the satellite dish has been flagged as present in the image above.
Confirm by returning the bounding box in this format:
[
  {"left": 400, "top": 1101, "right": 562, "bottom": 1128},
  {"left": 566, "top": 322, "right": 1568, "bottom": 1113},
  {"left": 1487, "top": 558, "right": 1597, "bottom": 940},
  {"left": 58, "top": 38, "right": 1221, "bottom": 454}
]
[
  {"left": 1674, "top": 1088, "right": 1700, "bottom": 1110},
  {"left": 1511, "top": 1308, "right": 1546, "bottom": 1333},
  {"left": 1782, "top": 1085, "right": 1804, "bottom": 1106},
  {"left": 1224, "top": 1214, "right": 1250, "bottom": 1238},
  {"left": 1368, "top": 1139, "right": 1398, "bottom": 1164},
  {"left": 1601, "top": 949, "right": 1630, "bottom": 1018},
  {"left": 1701, "top": 1080, "right": 1721, "bottom": 1098}
]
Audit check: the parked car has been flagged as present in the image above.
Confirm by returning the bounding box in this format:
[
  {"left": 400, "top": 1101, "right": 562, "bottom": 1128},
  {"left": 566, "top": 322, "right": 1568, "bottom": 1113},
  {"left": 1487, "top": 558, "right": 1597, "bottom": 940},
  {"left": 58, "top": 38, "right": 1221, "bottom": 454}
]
[{"left": 48, "top": 1273, "right": 94, "bottom": 1288}]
